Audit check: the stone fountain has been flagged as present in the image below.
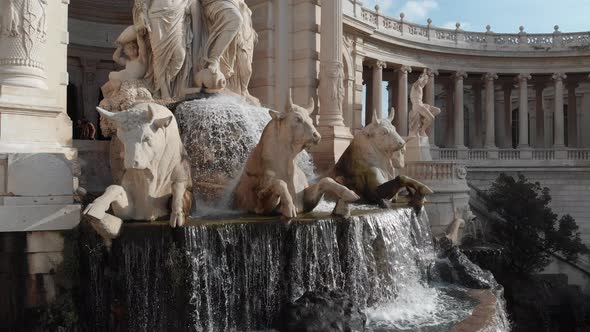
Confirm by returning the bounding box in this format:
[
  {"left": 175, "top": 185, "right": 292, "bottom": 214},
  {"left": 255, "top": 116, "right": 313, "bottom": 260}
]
[{"left": 77, "top": 1, "right": 510, "bottom": 331}]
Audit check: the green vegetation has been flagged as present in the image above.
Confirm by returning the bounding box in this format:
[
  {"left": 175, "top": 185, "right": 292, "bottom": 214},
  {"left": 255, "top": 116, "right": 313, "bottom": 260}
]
[{"left": 483, "top": 173, "right": 589, "bottom": 274}]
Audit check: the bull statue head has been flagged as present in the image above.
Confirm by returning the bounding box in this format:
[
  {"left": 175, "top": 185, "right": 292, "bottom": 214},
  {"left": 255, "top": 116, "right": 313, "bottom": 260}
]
[
  {"left": 362, "top": 107, "right": 407, "bottom": 167},
  {"left": 269, "top": 89, "right": 321, "bottom": 151},
  {"left": 97, "top": 104, "right": 173, "bottom": 170}
]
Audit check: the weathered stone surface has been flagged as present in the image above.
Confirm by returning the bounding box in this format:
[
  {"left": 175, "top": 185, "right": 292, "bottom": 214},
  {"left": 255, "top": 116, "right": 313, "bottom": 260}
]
[
  {"left": 276, "top": 289, "right": 366, "bottom": 332},
  {"left": 429, "top": 247, "right": 499, "bottom": 289}
]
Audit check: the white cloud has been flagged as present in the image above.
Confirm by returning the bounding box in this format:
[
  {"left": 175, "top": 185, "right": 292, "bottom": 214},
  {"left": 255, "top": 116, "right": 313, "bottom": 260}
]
[
  {"left": 399, "top": 0, "right": 439, "bottom": 22},
  {"left": 440, "top": 21, "right": 472, "bottom": 31},
  {"left": 365, "top": 0, "right": 396, "bottom": 15}
]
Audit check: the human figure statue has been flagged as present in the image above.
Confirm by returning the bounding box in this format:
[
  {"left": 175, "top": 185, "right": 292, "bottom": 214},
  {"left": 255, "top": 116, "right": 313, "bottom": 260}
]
[
  {"left": 132, "top": 0, "right": 257, "bottom": 101},
  {"left": 192, "top": 0, "right": 258, "bottom": 103},
  {"left": 409, "top": 69, "right": 441, "bottom": 138},
  {"left": 101, "top": 26, "right": 148, "bottom": 98},
  {"left": 133, "top": 0, "right": 194, "bottom": 100}
]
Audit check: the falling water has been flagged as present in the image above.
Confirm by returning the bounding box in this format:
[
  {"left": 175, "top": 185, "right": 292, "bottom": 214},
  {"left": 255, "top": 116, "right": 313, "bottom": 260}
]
[
  {"left": 174, "top": 94, "right": 316, "bottom": 211},
  {"left": 182, "top": 208, "right": 465, "bottom": 331},
  {"left": 80, "top": 207, "right": 509, "bottom": 331}
]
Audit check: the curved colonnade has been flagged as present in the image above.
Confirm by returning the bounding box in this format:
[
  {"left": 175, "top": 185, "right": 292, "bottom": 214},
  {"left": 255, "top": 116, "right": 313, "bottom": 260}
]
[{"left": 342, "top": 2, "right": 590, "bottom": 162}]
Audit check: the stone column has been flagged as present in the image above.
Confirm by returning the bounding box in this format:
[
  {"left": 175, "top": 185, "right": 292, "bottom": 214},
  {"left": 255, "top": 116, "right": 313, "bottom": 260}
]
[
  {"left": 425, "top": 69, "right": 438, "bottom": 146},
  {"left": 567, "top": 81, "right": 579, "bottom": 147},
  {"left": 365, "top": 78, "right": 373, "bottom": 125},
  {"left": 472, "top": 81, "right": 483, "bottom": 147},
  {"left": 396, "top": 65, "right": 412, "bottom": 136},
  {"left": 534, "top": 83, "right": 545, "bottom": 147},
  {"left": 444, "top": 81, "right": 455, "bottom": 147},
  {"left": 553, "top": 73, "right": 566, "bottom": 148},
  {"left": 516, "top": 74, "right": 531, "bottom": 148},
  {"left": 453, "top": 71, "right": 468, "bottom": 149},
  {"left": 0, "top": 0, "right": 48, "bottom": 89},
  {"left": 0, "top": 0, "right": 79, "bottom": 318},
  {"left": 313, "top": 0, "right": 353, "bottom": 170},
  {"left": 370, "top": 60, "right": 386, "bottom": 118},
  {"left": 318, "top": 0, "right": 345, "bottom": 128},
  {"left": 483, "top": 73, "right": 498, "bottom": 149},
  {"left": 502, "top": 83, "right": 513, "bottom": 148}
]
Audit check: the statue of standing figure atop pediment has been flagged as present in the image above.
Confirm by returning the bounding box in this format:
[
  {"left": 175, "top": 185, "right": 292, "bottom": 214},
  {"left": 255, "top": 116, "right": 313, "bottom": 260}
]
[{"left": 130, "top": 0, "right": 258, "bottom": 104}]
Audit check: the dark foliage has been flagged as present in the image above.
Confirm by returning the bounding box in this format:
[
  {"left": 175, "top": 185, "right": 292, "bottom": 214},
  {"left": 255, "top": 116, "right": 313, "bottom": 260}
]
[{"left": 483, "top": 173, "right": 589, "bottom": 274}]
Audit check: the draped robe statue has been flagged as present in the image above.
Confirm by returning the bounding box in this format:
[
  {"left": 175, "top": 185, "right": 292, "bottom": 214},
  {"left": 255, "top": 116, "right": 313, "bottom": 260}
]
[{"left": 133, "top": 0, "right": 258, "bottom": 102}]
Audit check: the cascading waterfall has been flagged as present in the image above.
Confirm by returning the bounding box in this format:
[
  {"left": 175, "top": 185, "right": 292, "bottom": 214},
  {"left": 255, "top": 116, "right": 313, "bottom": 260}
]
[{"left": 79, "top": 207, "right": 510, "bottom": 332}]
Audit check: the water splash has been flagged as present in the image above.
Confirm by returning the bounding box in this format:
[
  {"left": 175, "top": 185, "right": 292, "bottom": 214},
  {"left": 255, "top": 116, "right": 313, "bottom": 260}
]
[{"left": 175, "top": 94, "right": 316, "bottom": 212}]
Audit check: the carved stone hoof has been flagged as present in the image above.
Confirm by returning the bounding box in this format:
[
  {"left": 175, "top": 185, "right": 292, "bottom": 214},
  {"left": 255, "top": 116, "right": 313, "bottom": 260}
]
[
  {"left": 378, "top": 199, "right": 395, "bottom": 209},
  {"left": 85, "top": 213, "right": 123, "bottom": 249},
  {"left": 194, "top": 68, "right": 226, "bottom": 92},
  {"left": 332, "top": 199, "right": 351, "bottom": 218}
]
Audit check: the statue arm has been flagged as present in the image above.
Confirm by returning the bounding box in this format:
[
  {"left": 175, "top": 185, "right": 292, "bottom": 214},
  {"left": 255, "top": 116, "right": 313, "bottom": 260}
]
[
  {"left": 133, "top": 0, "right": 151, "bottom": 34},
  {"left": 136, "top": 32, "right": 148, "bottom": 65},
  {"left": 112, "top": 45, "right": 127, "bottom": 67}
]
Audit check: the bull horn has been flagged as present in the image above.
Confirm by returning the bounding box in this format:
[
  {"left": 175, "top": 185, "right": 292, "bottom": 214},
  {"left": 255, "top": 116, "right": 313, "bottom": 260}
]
[
  {"left": 387, "top": 107, "right": 395, "bottom": 122},
  {"left": 394, "top": 140, "right": 409, "bottom": 152},
  {"left": 287, "top": 88, "right": 294, "bottom": 112},
  {"left": 147, "top": 104, "right": 155, "bottom": 120},
  {"left": 305, "top": 97, "right": 315, "bottom": 115},
  {"left": 371, "top": 108, "right": 379, "bottom": 125},
  {"left": 96, "top": 107, "right": 116, "bottom": 120}
]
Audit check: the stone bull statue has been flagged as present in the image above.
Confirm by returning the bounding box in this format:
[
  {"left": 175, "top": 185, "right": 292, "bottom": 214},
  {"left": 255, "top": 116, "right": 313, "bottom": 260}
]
[
  {"left": 84, "top": 103, "right": 192, "bottom": 246},
  {"left": 330, "top": 108, "right": 433, "bottom": 209},
  {"left": 233, "top": 92, "right": 360, "bottom": 218}
]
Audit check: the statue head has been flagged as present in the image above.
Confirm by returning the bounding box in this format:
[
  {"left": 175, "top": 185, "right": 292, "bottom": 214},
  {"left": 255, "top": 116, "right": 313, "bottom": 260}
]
[
  {"left": 123, "top": 41, "right": 139, "bottom": 59},
  {"left": 361, "top": 107, "right": 406, "bottom": 160},
  {"left": 269, "top": 89, "right": 320, "bottom": 151},
  {"left": 97, "top": 104, "right": 173, "bottom": 170}
]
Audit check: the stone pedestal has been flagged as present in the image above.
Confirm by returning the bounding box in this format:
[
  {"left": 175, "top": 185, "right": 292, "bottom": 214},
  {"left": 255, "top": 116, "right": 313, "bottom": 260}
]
[
  {"left": 400, "top": 161, "right": 471, "bottom": 238},
  {"left": 406, "top": 136, "right": 432, "bottom": 161},
  {"left": 0, "top": 0, "right": 78, "bottom": 233},
  {"left": 0, "top": 1, "right": 77, "bottom": 326},
  {"left": 311, "top": 126, "right": 354, "bottom": 172}
]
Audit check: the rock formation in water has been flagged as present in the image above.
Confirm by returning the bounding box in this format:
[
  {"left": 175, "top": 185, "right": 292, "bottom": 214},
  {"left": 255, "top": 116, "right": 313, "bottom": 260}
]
[{"left": 275, "top": 289, "right": 366, "bottom": 332}]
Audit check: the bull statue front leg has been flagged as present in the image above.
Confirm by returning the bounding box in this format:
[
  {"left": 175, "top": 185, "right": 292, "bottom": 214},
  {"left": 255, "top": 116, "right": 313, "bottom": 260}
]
[
  {"left": 375, "top": 175, "right": 433, "bottom": 210},
  {"left": 83, "top": 185, "right": 130, "bottom": 248},
  {"left": 256, "top": 179, "right": 297, "bottom": 218},
  {"left": 303, "top": 177, "right": 360, "bottom": 217},
  {"left": 170, "top": 181, "right": 190, "bottom": 228}
]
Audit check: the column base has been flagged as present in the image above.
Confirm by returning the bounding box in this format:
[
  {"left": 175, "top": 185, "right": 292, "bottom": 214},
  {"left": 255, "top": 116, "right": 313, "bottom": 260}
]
[
  {"left": 0, "top": 153, "right": 80, "bottom": 232},
  {"left": 455, "top": 146, "right": 469, "bottom": 160},
  {"left": 518, "top": 145, "right": 532, "bottom": 159},
  {"left": 310, "top": 126, "right": 354, "bottom": 172},
  {"left": 554, "top": 146, "right": 568, "bottom": 159},
  {"left": 485, "top": 146, "right": 499, "bottom": 159}
]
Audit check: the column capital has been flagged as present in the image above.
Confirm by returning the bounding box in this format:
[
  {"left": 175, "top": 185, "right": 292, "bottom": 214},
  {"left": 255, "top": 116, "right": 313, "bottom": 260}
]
[
  {"left": 370, "top": 60, "right": 387, "bottom": 69},
  {"left": 426, "top": 68, "right": 439, "bottom": 77},
  {"left": 483, "top": 73, "right": 498, "bottom": 81},
  {"left": 515, "top": 73, "right": 532, "bottom": 83},
  {"left": 396, "top": 65, "right": 412, "bottom": 74},
  {"left": 552, "top": 72, "right": 567, "bottom": 81},
  {"left": 453, "top": 71, "right": 468, "bottom": 81}
]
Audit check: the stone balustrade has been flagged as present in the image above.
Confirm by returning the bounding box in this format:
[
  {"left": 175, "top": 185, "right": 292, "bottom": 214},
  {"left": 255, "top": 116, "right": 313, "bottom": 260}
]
[
  {"left": 401, "top": 161, "right": 467, "bottom": 182},
  {"left": 433, "top": 147, "right": 590, "bottom": 162},
  {"left": 357, "top": 7, "right": 590, "bottom": 52}
]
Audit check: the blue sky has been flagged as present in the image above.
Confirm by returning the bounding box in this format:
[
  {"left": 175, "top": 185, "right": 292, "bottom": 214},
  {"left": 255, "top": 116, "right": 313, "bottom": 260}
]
[{"left": 365, "top": 0, "right": 590, "bottom": 33}]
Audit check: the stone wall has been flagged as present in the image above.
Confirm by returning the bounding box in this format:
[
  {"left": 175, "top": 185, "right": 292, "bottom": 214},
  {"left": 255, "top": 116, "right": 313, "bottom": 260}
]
[{"left": 0, "top": 231, "right": 64, "bottom": 330}]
